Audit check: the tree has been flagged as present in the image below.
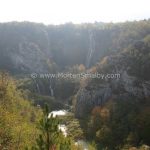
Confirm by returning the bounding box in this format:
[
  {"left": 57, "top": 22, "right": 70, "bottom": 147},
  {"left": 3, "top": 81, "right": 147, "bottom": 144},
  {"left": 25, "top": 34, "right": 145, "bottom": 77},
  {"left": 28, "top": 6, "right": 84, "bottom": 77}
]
[
  {"left": 0, "top": 72, "right": 40, "bottom": 149},
  {"left": 31, "top": 104, "right": 73, "bottom": 150}
]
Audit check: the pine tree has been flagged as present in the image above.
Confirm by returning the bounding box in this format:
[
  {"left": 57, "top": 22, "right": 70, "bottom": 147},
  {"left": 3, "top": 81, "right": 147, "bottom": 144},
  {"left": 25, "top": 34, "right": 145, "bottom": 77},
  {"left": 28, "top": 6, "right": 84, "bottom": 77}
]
[
  {"left": 26, "top": 104, "right": 77, "bottom": 150},
  {"left": 32, "top": 104, "right": 60, "bottom": 150}
]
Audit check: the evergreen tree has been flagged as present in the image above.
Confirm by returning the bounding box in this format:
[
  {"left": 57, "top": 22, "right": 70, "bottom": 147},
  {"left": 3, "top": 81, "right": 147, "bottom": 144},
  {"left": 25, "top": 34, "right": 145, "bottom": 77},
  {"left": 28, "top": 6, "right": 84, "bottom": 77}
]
[
  {"left": 31, "top": 104, "right": 73, "bottom": 150},
  {"left": 31, "top": 104, "right": 60, "bottom": 150}
]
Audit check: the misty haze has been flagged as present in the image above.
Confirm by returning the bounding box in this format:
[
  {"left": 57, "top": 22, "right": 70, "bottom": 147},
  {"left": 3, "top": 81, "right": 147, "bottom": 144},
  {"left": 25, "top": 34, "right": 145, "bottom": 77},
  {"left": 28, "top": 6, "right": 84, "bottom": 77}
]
[{"left": 0, "top": 0, "right": 150, "bottom": 150}]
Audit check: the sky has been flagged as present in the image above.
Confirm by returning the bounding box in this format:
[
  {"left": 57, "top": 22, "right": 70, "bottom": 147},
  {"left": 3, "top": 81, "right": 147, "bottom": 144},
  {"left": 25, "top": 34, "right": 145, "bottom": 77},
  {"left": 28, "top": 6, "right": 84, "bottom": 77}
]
[{"left": 0, "top": 0, "right": 150, "bottom": 25}]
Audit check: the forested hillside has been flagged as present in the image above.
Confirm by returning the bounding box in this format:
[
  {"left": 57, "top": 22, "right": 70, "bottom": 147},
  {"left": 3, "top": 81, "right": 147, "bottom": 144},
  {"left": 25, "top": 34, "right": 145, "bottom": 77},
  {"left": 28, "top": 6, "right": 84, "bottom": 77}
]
[
  {"left": 0, "top": 20, "right": 150, "bottom": 73},
  {"left": 74, "top": 38, "right": 150, "bottom": 149},
  {"left": 0, "top": 72, "right": 41, "bottom": 149},
  {"left": 0, "top": 20, "right": 150, "bottom": 150}
]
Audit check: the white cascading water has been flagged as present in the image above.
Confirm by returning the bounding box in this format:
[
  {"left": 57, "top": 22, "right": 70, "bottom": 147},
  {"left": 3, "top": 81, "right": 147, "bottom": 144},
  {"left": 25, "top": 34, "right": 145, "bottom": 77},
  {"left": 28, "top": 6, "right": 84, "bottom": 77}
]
[
  {"left": 49, "top": 110, "right": 89, "bottom": 149},
  {"left": 49, "top": 80, "right": 54, "bottom": 97},
  {"left": 36, "top": 82, "right": 41, "bottom": 94},
  {"left": 86, "top": 30, "right": 95, "bottom": 68},
  {"left": 43, "top": 29, "right": 51, "bottom": 57},
  {"left": 49, "top": 110, "right": 68, "bottom": 137}
]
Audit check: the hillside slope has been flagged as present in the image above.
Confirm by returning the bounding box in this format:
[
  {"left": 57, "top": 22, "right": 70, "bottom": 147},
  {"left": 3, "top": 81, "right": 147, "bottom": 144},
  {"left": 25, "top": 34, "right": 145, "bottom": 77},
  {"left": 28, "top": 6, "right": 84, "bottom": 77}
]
[{"left": 0, "top": 20, "right": 150, "bottom": 73}]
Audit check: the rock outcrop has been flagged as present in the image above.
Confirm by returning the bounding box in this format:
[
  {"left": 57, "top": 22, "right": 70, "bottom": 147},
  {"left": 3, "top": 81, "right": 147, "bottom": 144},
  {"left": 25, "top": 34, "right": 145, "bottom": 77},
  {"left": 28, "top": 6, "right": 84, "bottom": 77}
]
[{"left": 75, "top": 49, "right": 150, "bottom": 118}]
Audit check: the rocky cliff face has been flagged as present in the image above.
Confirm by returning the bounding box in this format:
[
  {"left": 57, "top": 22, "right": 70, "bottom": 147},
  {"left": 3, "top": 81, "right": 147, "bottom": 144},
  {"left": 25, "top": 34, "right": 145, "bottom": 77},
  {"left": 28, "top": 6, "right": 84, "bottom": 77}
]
[
  {"left": 75, "top": 71, "right": 150, "bottom": 118},
  {"left": 75, "top": 85, "right": 112, "bottom": 118},
  {"left": 75, "top": 45, "right": 150, "bottom": 118},
  {"left": 1, "top": 21, "right": 150, "bottom": 74},
  {"left": 0, "top": 21, "right": 150, "bottom": 108},
  {"left": 0, "top": 23, "right": 51, "bottom": 73},
  {"left": 9, "top": 41, "right": 50, "bottom": 73}
]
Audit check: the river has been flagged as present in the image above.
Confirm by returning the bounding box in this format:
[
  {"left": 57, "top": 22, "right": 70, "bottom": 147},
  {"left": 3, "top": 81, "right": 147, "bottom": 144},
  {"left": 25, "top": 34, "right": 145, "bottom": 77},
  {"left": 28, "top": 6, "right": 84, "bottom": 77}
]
[{"left": 49, "top": 110, "right": 89, "bottom": 150}]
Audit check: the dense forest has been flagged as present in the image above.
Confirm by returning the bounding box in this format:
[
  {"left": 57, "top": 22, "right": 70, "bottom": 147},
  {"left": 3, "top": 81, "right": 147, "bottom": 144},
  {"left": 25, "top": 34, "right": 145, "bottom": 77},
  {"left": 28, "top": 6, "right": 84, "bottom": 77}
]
[{"left": 0, "top": 20, "right": 150, "bottom": 150}]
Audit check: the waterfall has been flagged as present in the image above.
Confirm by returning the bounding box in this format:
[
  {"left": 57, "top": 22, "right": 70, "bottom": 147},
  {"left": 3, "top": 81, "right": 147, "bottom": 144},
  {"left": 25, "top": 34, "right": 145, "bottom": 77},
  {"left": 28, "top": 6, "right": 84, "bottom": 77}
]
[
  {"left": 36, "top": 83, "right": 41, "bottom": 93},
  {"left": 49, "top": 80, "right": 54, "bottom": 97},
  {"left": 86, "top": 30, "right": 95, "bottom": 68},
  {"left": 32, "top": 79, "right": 41, "bottom": 94},
  {"left": 45, "top": 30, "right": 53, "bottom": 59},
  {"left": 36, "top": 81, "right": 41, "bottom": 94}
]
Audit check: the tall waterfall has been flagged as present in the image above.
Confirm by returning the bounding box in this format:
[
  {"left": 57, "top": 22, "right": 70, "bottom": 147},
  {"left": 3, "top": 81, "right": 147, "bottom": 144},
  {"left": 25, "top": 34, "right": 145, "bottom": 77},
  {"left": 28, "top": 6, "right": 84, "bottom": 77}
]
[
  {"left": 86, "top": 30, "right": 95, "bottom": 68},
  {"left": 43, "top": 29, "right": 51, "bottom": 57},
  {"left": 36, "top": 83, "right": 41, "bottom": 93},
  {"left": 35, "top": 81, "right": 41, "bottom": 94},
  {"left": 49, "top": 80, "right": 54, "bottom": 97},
  {"left": 32, "top": 78, "right": 41, "bottom": 94}
]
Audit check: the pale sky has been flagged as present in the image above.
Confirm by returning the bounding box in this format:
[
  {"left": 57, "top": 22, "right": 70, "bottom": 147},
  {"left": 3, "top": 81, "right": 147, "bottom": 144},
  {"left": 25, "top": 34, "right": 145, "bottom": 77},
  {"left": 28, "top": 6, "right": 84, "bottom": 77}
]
[{"left": 0, "top": 0, "right": 150, "bottom": 25}]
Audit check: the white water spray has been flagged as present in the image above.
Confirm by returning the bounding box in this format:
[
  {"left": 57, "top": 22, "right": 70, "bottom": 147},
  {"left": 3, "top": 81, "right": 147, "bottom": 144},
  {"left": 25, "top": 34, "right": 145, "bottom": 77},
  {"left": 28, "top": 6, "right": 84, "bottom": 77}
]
[
  {"left": 86, "top": 31, "right": 95, "bottom": 68},
  {"left": 49, "top": 80, "right": 54, "bottom": 97},
  {"left": 36, "top": 82, "right": 41, "bottom": 94}
]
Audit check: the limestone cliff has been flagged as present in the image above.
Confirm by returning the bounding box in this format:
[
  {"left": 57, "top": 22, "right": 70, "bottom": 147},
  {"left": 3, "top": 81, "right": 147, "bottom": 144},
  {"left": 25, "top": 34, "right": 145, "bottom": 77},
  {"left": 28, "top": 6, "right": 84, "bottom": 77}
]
[{"left": 75, "top": 42, "right": 150, "bottom": 118}]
